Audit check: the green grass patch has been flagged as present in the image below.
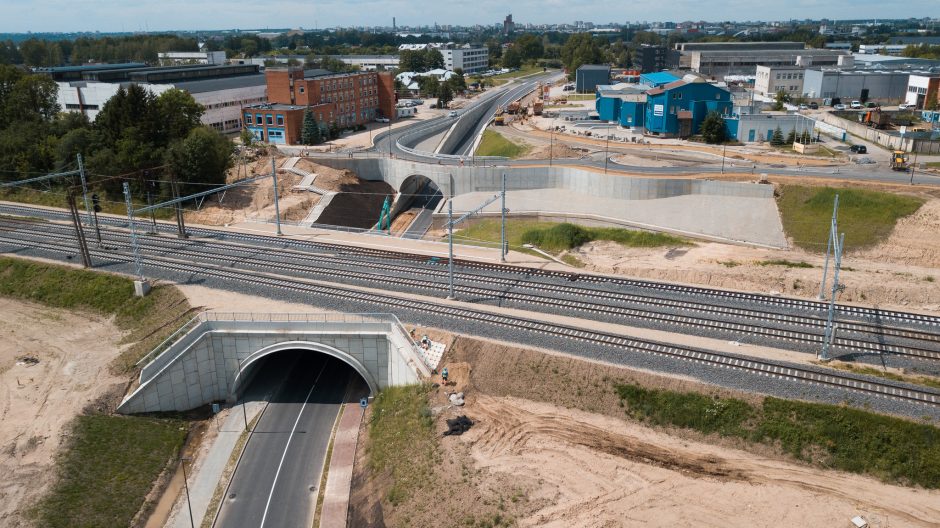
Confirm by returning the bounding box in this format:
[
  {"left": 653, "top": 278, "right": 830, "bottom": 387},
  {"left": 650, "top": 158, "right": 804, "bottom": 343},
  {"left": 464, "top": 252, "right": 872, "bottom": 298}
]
[
  {"left": 718, "top": 260, "right": 741, "bottom": 268},
  {"left": 0, "top": 257, "right": 193, "bottom": 372},
  {"left": 0, "top": 188, "right": 174, "bottom": 218},
  {"left": 474, "top": 129, "right": 530, "bottom": 158},
  {"left": 615, "top": 382, "right": 940, "bottom": 488},
  {"left": 565, "top": 94, "right": 595, "bottom": 101},
  {"left": 453, "top": 220, "right": 689, "bottom": 257},
  {"left": 777, "top": 185, "right": 925, "bottom": 252},
  {"left": 560, "top": 253, "right": 586, "bottom": 268},
  {"left": 35, "top": 415, "right": 188, "bottom": 528},
  {"left": 367, "top": 384, "right": 439, "bottom": 506},
  {"left": 926, "top": 162, "right": 940, "bottom": 169},
  {"left": 757, "top": 259, "right": 814, "bottom": 268}
]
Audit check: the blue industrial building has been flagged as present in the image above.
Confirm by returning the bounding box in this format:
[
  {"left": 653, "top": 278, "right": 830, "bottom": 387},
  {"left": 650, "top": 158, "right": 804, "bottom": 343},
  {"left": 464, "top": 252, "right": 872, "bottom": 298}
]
[{"left": 595, "top": 74, "right": 733, "bottom": 138}]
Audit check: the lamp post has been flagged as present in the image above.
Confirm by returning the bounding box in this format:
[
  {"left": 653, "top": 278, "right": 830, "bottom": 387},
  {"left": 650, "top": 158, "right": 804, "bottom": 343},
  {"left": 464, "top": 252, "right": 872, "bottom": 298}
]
[
  {"left": 721, "top": 142, "right": 727, "bottom": 174},
  {"left": 549, "top": 117, "right": 556, "bottom": 167}
]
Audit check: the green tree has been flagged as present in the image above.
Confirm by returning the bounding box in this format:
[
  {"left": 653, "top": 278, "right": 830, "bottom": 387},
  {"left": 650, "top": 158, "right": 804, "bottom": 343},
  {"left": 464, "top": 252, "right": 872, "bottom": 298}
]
[
  {"left": 425, "top": 49, "right": 444, "bottom": 70},
  {"left": 772, "top": 89, "right": 790, "bottom": 111},
  {"left": 438, "top": 82, "right": 453, "bottom": 109},
  {"left": 328, "top": 121, "right": 341, "bottom": 140},
  {"left": 239, "top": 128, "right": 254, "bottom": 147},
  {"left": 786, "top": 129, "right": 796, "bottom": 144},
  {"left": 301, "top": 108, "right": 322, "bottom": 145},
  {"left": 771, "top": 126, "right": 785, "bottom": 146},
  {"left": 515, "top": 34, "right": 544, "bottom": 62},
  {"left": 418, "top": 76, "right": 440, "bottom": 97},
  {"left": 165, "top": 127, "right": 233, "bottom": 195},
  {"left": 156, "top": 88, "right": 204, "bottom": 143},
  {"left": 699, "top": 111, "right": 727, "bottom": 144},
  {"left": 561, "top": 33, "right": 604, "bottom": 80},
  {"left": 448, "top": 69, "right": 467, "bottom": 92},
  {"left": 398, "top": 49, "right": 425, "bottom": 72},
  {"left": 502, "top": 46, "right": 522, "bottom": 68}
]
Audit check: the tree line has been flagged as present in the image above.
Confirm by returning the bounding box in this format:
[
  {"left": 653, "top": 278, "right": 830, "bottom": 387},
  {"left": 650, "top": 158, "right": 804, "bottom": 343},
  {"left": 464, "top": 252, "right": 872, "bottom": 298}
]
[{"left": 0, "top": 65, "right": 232, "bottom": 202}]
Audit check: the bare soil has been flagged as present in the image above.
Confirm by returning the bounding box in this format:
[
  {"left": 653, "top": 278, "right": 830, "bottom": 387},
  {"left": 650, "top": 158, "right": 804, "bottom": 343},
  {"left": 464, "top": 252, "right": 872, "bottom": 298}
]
[
  {"left": 350, "top": 332, "right": 940, "bottom": 527},
  {"left": 570, "top": 198, "right": 940, "bottom": 311},
  {"left": 520, "top": 143, "right": 585, "bottom": 160},
  {"left": 0, "top": 299, "right": 128, "bottom": 527}
]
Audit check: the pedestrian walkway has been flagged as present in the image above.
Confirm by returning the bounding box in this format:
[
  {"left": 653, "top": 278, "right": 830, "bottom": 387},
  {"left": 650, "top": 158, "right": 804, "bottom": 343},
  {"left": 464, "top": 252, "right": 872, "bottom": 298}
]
[{"left": 319, "top": 403, "right": 365, "bottom": 528}]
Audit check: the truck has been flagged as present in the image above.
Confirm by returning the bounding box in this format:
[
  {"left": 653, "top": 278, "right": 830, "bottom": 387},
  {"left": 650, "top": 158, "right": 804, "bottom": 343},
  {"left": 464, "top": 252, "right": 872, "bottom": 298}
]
[
  {"left": 860, "top": 109, "right": 890, "bottom": 129},
  {"left": 890, "top": 150, "right": 909, "bottom": 171},
  {"left": 507, "top": 101, "right": 521, "bottom": 115},
  {"left": 533, "top": 100, "right": 544, "bottom": 115},
  {"left": 493, "top": 107, "right": 506, "bottom": 125}
]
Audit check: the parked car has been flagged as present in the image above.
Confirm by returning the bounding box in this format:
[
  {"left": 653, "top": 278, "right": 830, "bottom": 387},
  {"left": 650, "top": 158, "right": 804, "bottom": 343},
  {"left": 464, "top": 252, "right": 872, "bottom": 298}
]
[
  {"left": 798, "top": 103, "right": 808, "bottom": 110},
  {"left": 849, "top": 144, "right": 868, "bottom": 154},
  {"left": 899, "top": 103, "right": 914, "bottom": 110},
  {"left": 850, "top": 100, "right": 863, "bottom": 109},
  {"left": 448, "top": 110, "right": 459, "bottom": 117},
  {"left": 833, "top": 103, "right": 847, "bottom": 110},
  {"left": 809, "top": 102, "right": 819, "bottom": 109},
  {"left": 375, "top": 117, "right": 390, "bottom": 123}
]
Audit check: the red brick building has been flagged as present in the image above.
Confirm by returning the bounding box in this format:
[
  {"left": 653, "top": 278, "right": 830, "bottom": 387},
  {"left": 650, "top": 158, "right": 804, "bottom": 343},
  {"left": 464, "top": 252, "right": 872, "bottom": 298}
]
[{"left": 243, "top": 67, "right": 396, "bottom": 145}]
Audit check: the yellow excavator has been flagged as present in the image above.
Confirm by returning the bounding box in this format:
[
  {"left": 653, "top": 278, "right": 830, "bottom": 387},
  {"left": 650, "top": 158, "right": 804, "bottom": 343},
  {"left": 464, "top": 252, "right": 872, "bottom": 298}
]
[{"left": 890, "top": 150, "right": 909, "bottom": 171}]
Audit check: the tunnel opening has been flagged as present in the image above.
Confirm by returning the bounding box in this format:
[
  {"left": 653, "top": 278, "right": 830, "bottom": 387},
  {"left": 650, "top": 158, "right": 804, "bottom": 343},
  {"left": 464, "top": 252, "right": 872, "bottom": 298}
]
[
  {"left": 234, "top": 348, "right": 372, "bottom": 407},
  {"left": 392, "top": 174, "right": 444, "bottom": 238}
]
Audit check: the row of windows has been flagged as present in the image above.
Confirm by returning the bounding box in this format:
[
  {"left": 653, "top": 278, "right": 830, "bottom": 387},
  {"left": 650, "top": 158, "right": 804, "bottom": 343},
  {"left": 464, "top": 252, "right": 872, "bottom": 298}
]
[
  {"left": 203, "top": 96, "right": 266, "bottom": 111},
  {"left": 908, "top": 86, "right": 928, "bottom": 95},
  {"left": 244, "top": 113, "right": 284, "bottom": 126},
  {"left": 776, "top": 72, "right": 804, "bottom": 80}
]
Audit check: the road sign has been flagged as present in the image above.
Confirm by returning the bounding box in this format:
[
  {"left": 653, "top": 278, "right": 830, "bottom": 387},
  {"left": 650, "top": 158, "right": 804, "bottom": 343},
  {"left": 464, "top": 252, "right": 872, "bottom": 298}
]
[{"left": 360, "top": 397, "right": 368, "bottom": 408}]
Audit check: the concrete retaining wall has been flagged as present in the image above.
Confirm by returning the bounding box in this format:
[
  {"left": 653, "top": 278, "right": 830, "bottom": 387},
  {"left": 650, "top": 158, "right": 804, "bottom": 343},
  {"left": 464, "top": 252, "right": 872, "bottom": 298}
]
[
  {"left": 118, "top": 314, "right": 429, "bottom": 414},
  {"left": 821, "top": 112, "right": 940, "bottom": 154}
]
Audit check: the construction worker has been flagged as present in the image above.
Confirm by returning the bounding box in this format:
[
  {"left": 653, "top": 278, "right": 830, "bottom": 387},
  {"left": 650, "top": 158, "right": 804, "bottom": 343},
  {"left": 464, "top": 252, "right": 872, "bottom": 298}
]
[{"left": 442, "top": 367, "right": 449, "bottom": 384}]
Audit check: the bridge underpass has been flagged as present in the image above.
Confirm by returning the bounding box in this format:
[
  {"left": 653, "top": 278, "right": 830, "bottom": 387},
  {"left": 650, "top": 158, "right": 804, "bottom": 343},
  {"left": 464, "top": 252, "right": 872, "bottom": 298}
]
[{"left": 390, "top": 174, "right": 443, "bottom": 239}]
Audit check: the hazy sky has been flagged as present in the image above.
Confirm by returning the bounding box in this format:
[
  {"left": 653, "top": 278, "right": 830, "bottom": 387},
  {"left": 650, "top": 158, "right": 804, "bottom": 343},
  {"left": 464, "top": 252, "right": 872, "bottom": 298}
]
[{"left": 1, "top": 0, "right": 937, "bottom": 33}]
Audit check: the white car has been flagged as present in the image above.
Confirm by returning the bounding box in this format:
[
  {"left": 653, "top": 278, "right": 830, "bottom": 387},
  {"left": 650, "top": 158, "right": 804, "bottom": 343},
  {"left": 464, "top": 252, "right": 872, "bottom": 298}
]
[
  {"left": 448, "top": 110, "right": 459, "bottom": 117},
  {"left": 850, "top": 101, "right": 862, "bottom": 109},
  {"left": 798, "top": 104, "right": 808, "bottom": 110},
  {"left": 833, "top": 103, "right": 847, "bottom": 111},
  {"left": 898, "top": 103, "right": 913, "bottom": 110},
  {"left": 375, "top": 117, "right": 390, "bottom": 123}
]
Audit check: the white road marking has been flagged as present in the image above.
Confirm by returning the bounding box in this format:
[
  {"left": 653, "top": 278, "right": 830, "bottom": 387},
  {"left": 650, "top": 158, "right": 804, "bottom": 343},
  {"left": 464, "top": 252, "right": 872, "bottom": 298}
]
[{"left": 259, "top": 359, "right": 328, "bottom": 528}]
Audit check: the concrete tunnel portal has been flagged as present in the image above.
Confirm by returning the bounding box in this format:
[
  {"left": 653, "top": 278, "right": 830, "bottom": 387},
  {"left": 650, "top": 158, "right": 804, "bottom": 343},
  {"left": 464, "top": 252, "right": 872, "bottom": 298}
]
[{"left": 391, "top": 174, "right": 444, "bottom": 220}]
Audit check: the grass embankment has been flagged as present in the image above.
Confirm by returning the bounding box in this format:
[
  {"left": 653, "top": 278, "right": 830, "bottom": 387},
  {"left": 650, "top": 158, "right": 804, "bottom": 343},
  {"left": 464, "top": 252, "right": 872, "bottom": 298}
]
[
  {"left": 454, "top": 219, "right": 689, "bottom": 257},
  {"left": 475, "top": 130, "right": 531, "bottom": 158},
  {"left": 367, "top": 384, "right": 440, "bottom": 506},
  {"left": 615, "top": 382, "right": 940, "bottom": 488},
  {"left": 777, "top": 185, "right": 924, "bottom": 252},
  {"left": 564, "top": 94, "right": 595, "bottom": 101},
  {"left": 0, "top": 257, "right": 197, "bottom": 527},
  {"left": 0, "top": 257, "right": 193, "bottom": 372},
  {"left": 0, "top": 188, "right": 174, "bottom": 218},
  {"left": 35, "top": 415, "right": 188, "bottom": 528}
]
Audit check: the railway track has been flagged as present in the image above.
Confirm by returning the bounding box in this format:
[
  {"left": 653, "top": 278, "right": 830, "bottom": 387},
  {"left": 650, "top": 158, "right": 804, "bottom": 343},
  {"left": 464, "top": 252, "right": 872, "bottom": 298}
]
[
  {"left": 1, "top": 216, "right": 939, "bottom": 363},
  {"left": 2, "top": 226, "right": 938, "bottom": 411},
  {"left": 2, "top": 201, "right": 937, "bottom": 331}
]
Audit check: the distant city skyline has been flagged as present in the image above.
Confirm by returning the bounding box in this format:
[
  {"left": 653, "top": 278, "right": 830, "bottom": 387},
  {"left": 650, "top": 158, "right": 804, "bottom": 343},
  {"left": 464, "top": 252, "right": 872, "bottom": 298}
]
[{"left": 0, "top": 0, "right": 937, "bottom": 33}]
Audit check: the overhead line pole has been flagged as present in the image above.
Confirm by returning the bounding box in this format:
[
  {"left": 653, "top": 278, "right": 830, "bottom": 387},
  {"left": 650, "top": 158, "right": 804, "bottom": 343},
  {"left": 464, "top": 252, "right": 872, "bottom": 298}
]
[
  {"left": 820, "top": 232, "right": 845, "bottom": 362},
  {"left": 818, "top": 193, "right": 839, "bottom": 300},
  {"left": 500, "top": 173, "right": 507, "bottom": 262},
  {"left": 271, "top": 158, "right": 282, "bottom": 236},
  {"left": 65, "top": 187, "right": 92, "bottom": 268},
  {"left": 77, "top": 154, "right": 94, "bottom": 228},
  {"left": 123, "top": 182, "right": 145, "bottom": 282}
]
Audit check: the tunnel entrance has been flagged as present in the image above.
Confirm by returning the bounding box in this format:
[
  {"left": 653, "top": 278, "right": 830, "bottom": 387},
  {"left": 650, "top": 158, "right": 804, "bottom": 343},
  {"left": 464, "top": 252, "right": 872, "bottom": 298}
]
[
  {"left": 235, "top": 350, "right": 370, "bottom": 407},
  {"left": 392, "top": 174, "right": 444, "bottom": 238}
]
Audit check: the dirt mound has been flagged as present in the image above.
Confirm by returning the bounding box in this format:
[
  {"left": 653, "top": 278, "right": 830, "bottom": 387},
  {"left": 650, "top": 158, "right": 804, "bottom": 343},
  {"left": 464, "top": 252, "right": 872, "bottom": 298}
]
[
  {"left": 853, "top": 198, "right": 940, "bottom": 268},
  {"left": 520, "top": 143, "right": 584, "bottom": 160},
  {"left": 293, "top": 159, "right": 360, "bottom": 192}
]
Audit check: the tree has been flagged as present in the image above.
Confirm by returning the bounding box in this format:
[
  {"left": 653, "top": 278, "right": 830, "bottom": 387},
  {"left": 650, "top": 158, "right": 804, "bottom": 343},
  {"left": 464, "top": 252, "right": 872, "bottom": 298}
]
[
  {"left": 301, "top": 108, "right": 322, "bottom": 145},
  {"left": 239, "top": 128, "right": 254, "bottom": 147},
  {"left": 328, "top": 121, "right": 341, "bottom": 140},
  {"left": 165, "top": 127, "right": 233, "bottom": 196},
  {"left": 786, "top": 129, "right": 796, "bottom": 144},
  {"left": 699, "top": 111, "right": 727, "bottom": 144},
  {"left": 399, "top": 49, "right": 425, "bottom": 72},
  {"left": 438, "top": 82, "right": 453, "bottom": 109},
  {"left": 502, "top": 46, "right": 522, "bottom": 68},
  {"left": 561, "top": 33, "right": 604, "bottom": 80},
  {"left": 770, "top": 126, "right": 785, "bottom": 146},
  {"left": 156, "top": 88, "right": 204, "bottom": 143},
  {"left": 515, "top": 34, "right": 544, "bottom": 62},
  {"left": 448, "top": 69, "right": 466, "bottom": 92},
  {"left": 425, "top": 49, "right": 444, "bottom": 69},
  {"left": 772, "top": 89, "right": 790, "bottom": 111},
  {"left": 418, "top": 75, "right": 440, "bottom": 97}
]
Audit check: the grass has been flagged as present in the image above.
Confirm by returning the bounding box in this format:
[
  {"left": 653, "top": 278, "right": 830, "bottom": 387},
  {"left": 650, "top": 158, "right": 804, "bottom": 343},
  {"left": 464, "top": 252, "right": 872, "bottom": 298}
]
[
  {"left": 565, "top": 94, "right": 595, "bottom": 101},
  {"left": 34, "top": 415, "right": 188, "bottom": 528},
  {"left": 474, "top": 130, "right": 530, "bottom": 158},
  {"left": 0, "top": 257, "right": 194, "bottom": 372},
  {"left": 926, "top": 162, "right": 940, "bottom": 169},
  {"left": 776, "top": 185, "right": 925, "bottom": 252},
  {"left": 367, "top": 384, "right": 439, "bottom": 507},
  {"left": 757, "top": 259, "right": 814, "bottom": 268},
  {"left": 0, "top": 187, "right": 174, "bottom": 219},
  {"left": 453, "top": 220, "right": 689, "bottom": 257},
  {"left": 615, "top": 382, "right": 940, "bottom": 488}
]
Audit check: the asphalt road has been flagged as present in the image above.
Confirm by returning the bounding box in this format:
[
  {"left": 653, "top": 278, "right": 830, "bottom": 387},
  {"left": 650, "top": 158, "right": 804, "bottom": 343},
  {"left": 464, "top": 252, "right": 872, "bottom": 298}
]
[{"left": 215, "top": 352, "right": 367, "bottom": 528}]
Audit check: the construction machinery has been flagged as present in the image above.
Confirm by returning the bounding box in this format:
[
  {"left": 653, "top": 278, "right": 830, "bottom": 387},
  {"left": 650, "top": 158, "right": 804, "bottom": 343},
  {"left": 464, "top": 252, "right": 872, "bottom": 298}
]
[
  {"left": 890, "top": 150, "right": 909, "bottom": 171},
  {"left": 493, "top": 107, "right": 506, "bottom": 125},
  {"left": 507, "top": 101, "right": 521, "bottom": 115},
  {"left": 533, "top": 100, "right": 544, "bottom": 115},
  {"left": 860, "top": 109, "right": 891, "bottom": 129}
]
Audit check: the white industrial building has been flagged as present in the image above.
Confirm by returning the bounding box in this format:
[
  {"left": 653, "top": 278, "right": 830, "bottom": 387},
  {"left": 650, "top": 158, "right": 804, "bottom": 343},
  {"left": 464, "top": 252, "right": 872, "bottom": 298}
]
[
  {"left": 333, "top": 55, "right": 399, "bottom": 71},
  {"left": 754, "top": 65, "right": 806, "bottom": 97},
  {"left": 158, "top": 51, "right": 227, "bottom": 65}
]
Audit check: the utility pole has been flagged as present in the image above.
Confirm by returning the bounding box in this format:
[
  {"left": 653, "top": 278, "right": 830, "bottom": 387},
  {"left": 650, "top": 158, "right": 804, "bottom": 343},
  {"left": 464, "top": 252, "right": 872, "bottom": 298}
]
[
  {"left": 65, "top": 188, "right": 92, "bottom": 268},
  {"left": 271, "top": 158, "right": 282, "bottom": 236},
  {"left": 720, "top": 143, "right": 727, "bottom": 174},
  {"left": 818, "top": 193, "right": 839, "bottom": 300},
  {"left": 500, "top": 173, "right": 507, "bottom": 262},
  {"left": 549, "top": 117, "right": 555, "bottom": 167},
  {"left": 77, "top": 154, "right": 94, "bottom": 228},
  {"left": 143, "top": 170, "right": 157, "bottom": 234},
  {"left": 820, "top": 232, "right": 845, "bottom": 362},
  {"left": 169, "top": 172, "right": 187, "bottom": 239},
  {"left": 910, "top": 151, "right": 918, "bottom": 185},
  {"left": 447, "top": 200, "right": 455, "bottom": 300},
  {"left": 123, "top": 182, "right": 145, "bottom": 282},
  {"left": 604, "top": 121, "right": 611, "bottom": 174},
  {"left": 181, "top": 457, "right": 195, "bottom": 528}
]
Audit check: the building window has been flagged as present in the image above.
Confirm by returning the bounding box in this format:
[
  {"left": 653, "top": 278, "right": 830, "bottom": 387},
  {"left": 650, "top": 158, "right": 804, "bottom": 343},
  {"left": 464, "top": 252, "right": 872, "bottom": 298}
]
[
  {"left": 266, "top": 114, "right": 273, "bottom": 125},
  {"left": 256, "top": 113, "right": 262, "bottom": 124},
  {"left": 299, "top": 86, "right": 305, "bottom": 93},
  {"left": 276, "top": 114, "right": 284, "bottom": 125},
  {"left": 245, "top": 114, "right": 253, "bottom": 124}
]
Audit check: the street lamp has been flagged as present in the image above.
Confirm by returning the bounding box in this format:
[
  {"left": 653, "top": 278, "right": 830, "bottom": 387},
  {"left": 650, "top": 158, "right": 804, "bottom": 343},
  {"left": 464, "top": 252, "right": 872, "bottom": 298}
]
[{"left": 549, "top": 117, "right": 556, "bottom": 167}]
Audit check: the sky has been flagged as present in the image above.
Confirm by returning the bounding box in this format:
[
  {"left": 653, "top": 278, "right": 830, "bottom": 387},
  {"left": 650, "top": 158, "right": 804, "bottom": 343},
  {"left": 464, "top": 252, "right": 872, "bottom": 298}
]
[{"left": 0, "top": 0, "right": 937, "bottom": 33}]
